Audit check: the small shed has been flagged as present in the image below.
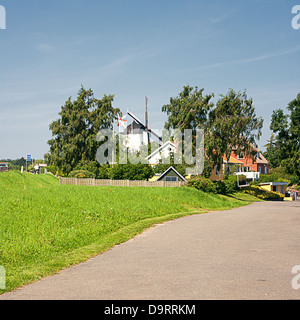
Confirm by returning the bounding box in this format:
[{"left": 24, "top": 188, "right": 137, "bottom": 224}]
[
  {"left": 156, "top": 166, "right": 187, "bottom": 182},
  {"left": 260, "top": 182, "right": 288, "bottom": 196}
]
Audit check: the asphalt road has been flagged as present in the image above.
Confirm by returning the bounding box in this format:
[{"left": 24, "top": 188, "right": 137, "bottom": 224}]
[{"left": 1, "top": 200, "right": 300, "bottom": 300}]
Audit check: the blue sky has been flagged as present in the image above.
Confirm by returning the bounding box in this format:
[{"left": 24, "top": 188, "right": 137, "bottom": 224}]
[{"left": 0, "top": 0, "right": 299, "bottom": 159}]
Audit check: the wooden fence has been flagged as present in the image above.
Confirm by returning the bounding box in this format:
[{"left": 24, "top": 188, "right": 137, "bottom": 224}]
[{"left": 59, "top": 177, "right": 185, "bottom": 188}]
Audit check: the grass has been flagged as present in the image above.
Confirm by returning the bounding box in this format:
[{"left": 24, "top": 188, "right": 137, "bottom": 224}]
[{"left": 0, "top": 171, "right": 259, "bottom": 293}]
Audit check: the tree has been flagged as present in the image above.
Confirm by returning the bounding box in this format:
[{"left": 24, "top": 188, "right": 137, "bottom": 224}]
[
  {"left": 269, "top": 93, "right": 300, "bottom": 177},
  {"left": 162, "top": 85, "right": 214, "bottom": 132},
  {"left": 162, "top": 87, "right": 263, "bottom": 180},
  {"left": 162, "top": 85, "right": 214, "bottom": 175},
  {"left": 263, "top": 134, "right": 281, "bottom": 168},
  {"left": 46, "top": 87, "right": 119, "bottom": 175},
  {"left": 0, "top": 158, "right": 28, "bottom": 171},
  {"left": 207, "top": 89, "right": 264, "bottom": 180}
]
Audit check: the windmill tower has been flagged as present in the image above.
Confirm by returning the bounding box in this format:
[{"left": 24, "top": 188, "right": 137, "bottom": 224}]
[
  {"left": 117, "top": 97, "right": 162, "bottom": 151},
  {"left": 145, "top": 96, "right": 150, "bottom": 146}
]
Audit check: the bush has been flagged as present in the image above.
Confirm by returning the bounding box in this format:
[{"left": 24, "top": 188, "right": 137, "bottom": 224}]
[
  {"left": 74, "top": 160, "right": 99, "bottom": 177},
  {"left": 68, "top": 170, "right": 96, "bottom": 179},
  {"left": 260, "top": 167, "right": 300, "bottom": 187},
  {"left": 213, "top": 180, "right": 238, "bottom": 194},
  {"left": 187, "top": 176, "right": 238, "bottom": 195},
  {"left": 223, "top": 180, "right": 239, "bottom": 194},
  {"left": 110, "top": 164, "right": 154, "bottom": 181},
  {"left": 287, "top": 184, "right": 300, "bottom": 195},
  {"left": 213, "top": 180, "right": 225, "bottom": 194},
  {"left": 47, "top": 165, "right": 66, "bottom": 177},
  {"left": 243, "top": 185, "right": 284, "bottom": 201},
  {"left": 187, "top": 176, "right": 217, "bottom": 193},
  {"left": 97, "top": 164, "right": 111, "bottom": 179}
]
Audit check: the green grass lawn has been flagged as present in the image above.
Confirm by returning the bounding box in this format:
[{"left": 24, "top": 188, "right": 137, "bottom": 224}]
[{"left": 0, "top": 171, "right": 259, "bottom": 293}]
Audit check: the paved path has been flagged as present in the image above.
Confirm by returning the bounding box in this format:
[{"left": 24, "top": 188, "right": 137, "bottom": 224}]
[{"left": 1, "top": 201, "right": 300, "bottom": 300}]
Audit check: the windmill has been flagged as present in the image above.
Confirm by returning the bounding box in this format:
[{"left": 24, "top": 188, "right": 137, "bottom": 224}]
[
  {"left": 117, "top": 113, "right": 127, "bottom": 133},
  {"left": 145, "top": 96, "right": 150, "bottom": 146},
  {"left": 127, "top": 97, "right": 162, "bottom": 147}
]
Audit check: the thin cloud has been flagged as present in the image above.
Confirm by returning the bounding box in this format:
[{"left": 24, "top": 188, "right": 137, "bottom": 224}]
[
  {"left": 237, "top": 45, "right": 300, "bottom": 64},
  {"left": 193, "top": 45, "right": 300, "bottom": 72},
  {"left": 35, "top": 44, "right": 55, "bottom": 52},
  {"left": 210, "top": 10, "right": 237, "bottom": 24},
  {"left": 89, "top": 46, "right": 163, "bottom": 78}
]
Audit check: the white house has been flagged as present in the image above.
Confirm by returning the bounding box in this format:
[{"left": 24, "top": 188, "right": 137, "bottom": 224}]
[{"left": 145, "top": 141, "right": 178, "bottom": 166}]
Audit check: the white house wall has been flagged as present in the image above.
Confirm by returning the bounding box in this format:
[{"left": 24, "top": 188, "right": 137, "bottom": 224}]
[{"left": 147, "top": 143, "right": 177, "bottom": 165}]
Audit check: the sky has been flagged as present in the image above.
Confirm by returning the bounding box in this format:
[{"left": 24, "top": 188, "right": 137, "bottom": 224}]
[{"left": 0, "top": 0, "right": 299, "bottom": 159}]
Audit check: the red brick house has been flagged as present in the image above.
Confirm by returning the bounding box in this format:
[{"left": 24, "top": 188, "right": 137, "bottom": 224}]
[{"left": 230, "top": 146, "right": 269, "bottom": 175}]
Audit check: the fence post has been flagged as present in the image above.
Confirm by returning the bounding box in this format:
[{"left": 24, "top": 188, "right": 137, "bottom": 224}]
[
  {"left": 127, "top": 180, "right": 130, "bottom": 187},
  {"left": 75, "top": 178, "right": 78, "bottom": 186},
  {"left": 93, "top": 178, "right": 96, "bottom": 186},
  {"left": 59, "top": 177, "right": 62, "bottom": 185}
]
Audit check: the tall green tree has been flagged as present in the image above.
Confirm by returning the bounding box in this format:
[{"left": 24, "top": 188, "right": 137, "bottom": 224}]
[
  {"left": 162, "top": 86, "right": 264, "bottom": 180},
  {"left": 46, "top": 87, "right": 119, "bottom": 175},
  {"left": 162, "top": 85, "right": 214, "bottom": 131},
  {"left": 207, "top": 89, "right": 264, "bottom": 180},
  {"left": 263, "top": 134, "right": 281, "bottom": 168},
  {"left": 162, "top": 85, "right": 214, "bottom": 175},
  {"left": 269, "top": 93, "right": 300, "bottom": 177}
]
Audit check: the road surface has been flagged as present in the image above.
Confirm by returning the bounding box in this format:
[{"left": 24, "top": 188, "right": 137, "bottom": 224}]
[{"left": 1, "top": 200, "right": 300, "bottom": 300}]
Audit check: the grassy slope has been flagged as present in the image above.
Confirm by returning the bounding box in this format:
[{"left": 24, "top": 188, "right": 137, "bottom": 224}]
[{"left": 0, "top": 172, "right": 259, "bottom": 293}]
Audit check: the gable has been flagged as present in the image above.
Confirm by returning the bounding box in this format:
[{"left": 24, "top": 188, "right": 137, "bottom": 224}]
[
  {"left": 156, "top": 166, "right": 187, "bottom": 182},
  {"left": 146, "top": 141, "right": 178, "bottom": 162}
]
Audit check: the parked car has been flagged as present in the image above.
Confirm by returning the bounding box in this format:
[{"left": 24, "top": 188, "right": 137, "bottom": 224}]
[{"left": 0, "top": 162, "right": 9, "bottom": 172}]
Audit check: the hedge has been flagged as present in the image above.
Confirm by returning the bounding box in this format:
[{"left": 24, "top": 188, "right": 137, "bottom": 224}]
[
  {"left": 68, "top": 170, "right": 96, "bottom": 179},
  {"left": 187, "top": 176, "right": 238, "bottom": 195},
  {"left": 243, "top": 185, "right": 284, "bottom": 201}
]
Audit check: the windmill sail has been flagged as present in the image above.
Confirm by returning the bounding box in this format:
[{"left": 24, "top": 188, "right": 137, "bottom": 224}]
[
  {"left": 127, "top": 111, "right": 145, "bottom": 128},
  {"left": 117, "top": 113, "right": 127, "bottom": 133},
  {"left": 127, "top": 110, "right": 162, "bottom": 145}
]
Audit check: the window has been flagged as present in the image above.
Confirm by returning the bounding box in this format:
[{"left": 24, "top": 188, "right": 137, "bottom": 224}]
[
  {"left": 257, "top": 152, "right": 261, "bottom": 160},
  {"left": 166, "top": 176, "right": 177, "bottom": 182},
  {"left": 273, "top": 186, "right": 277, "bottom": 192},
  {"left": 265, "top": 167, "right": 268, "bottom": 175},
  {"left": 238, "top": 152, "right": 244, "bottom": 160}
]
